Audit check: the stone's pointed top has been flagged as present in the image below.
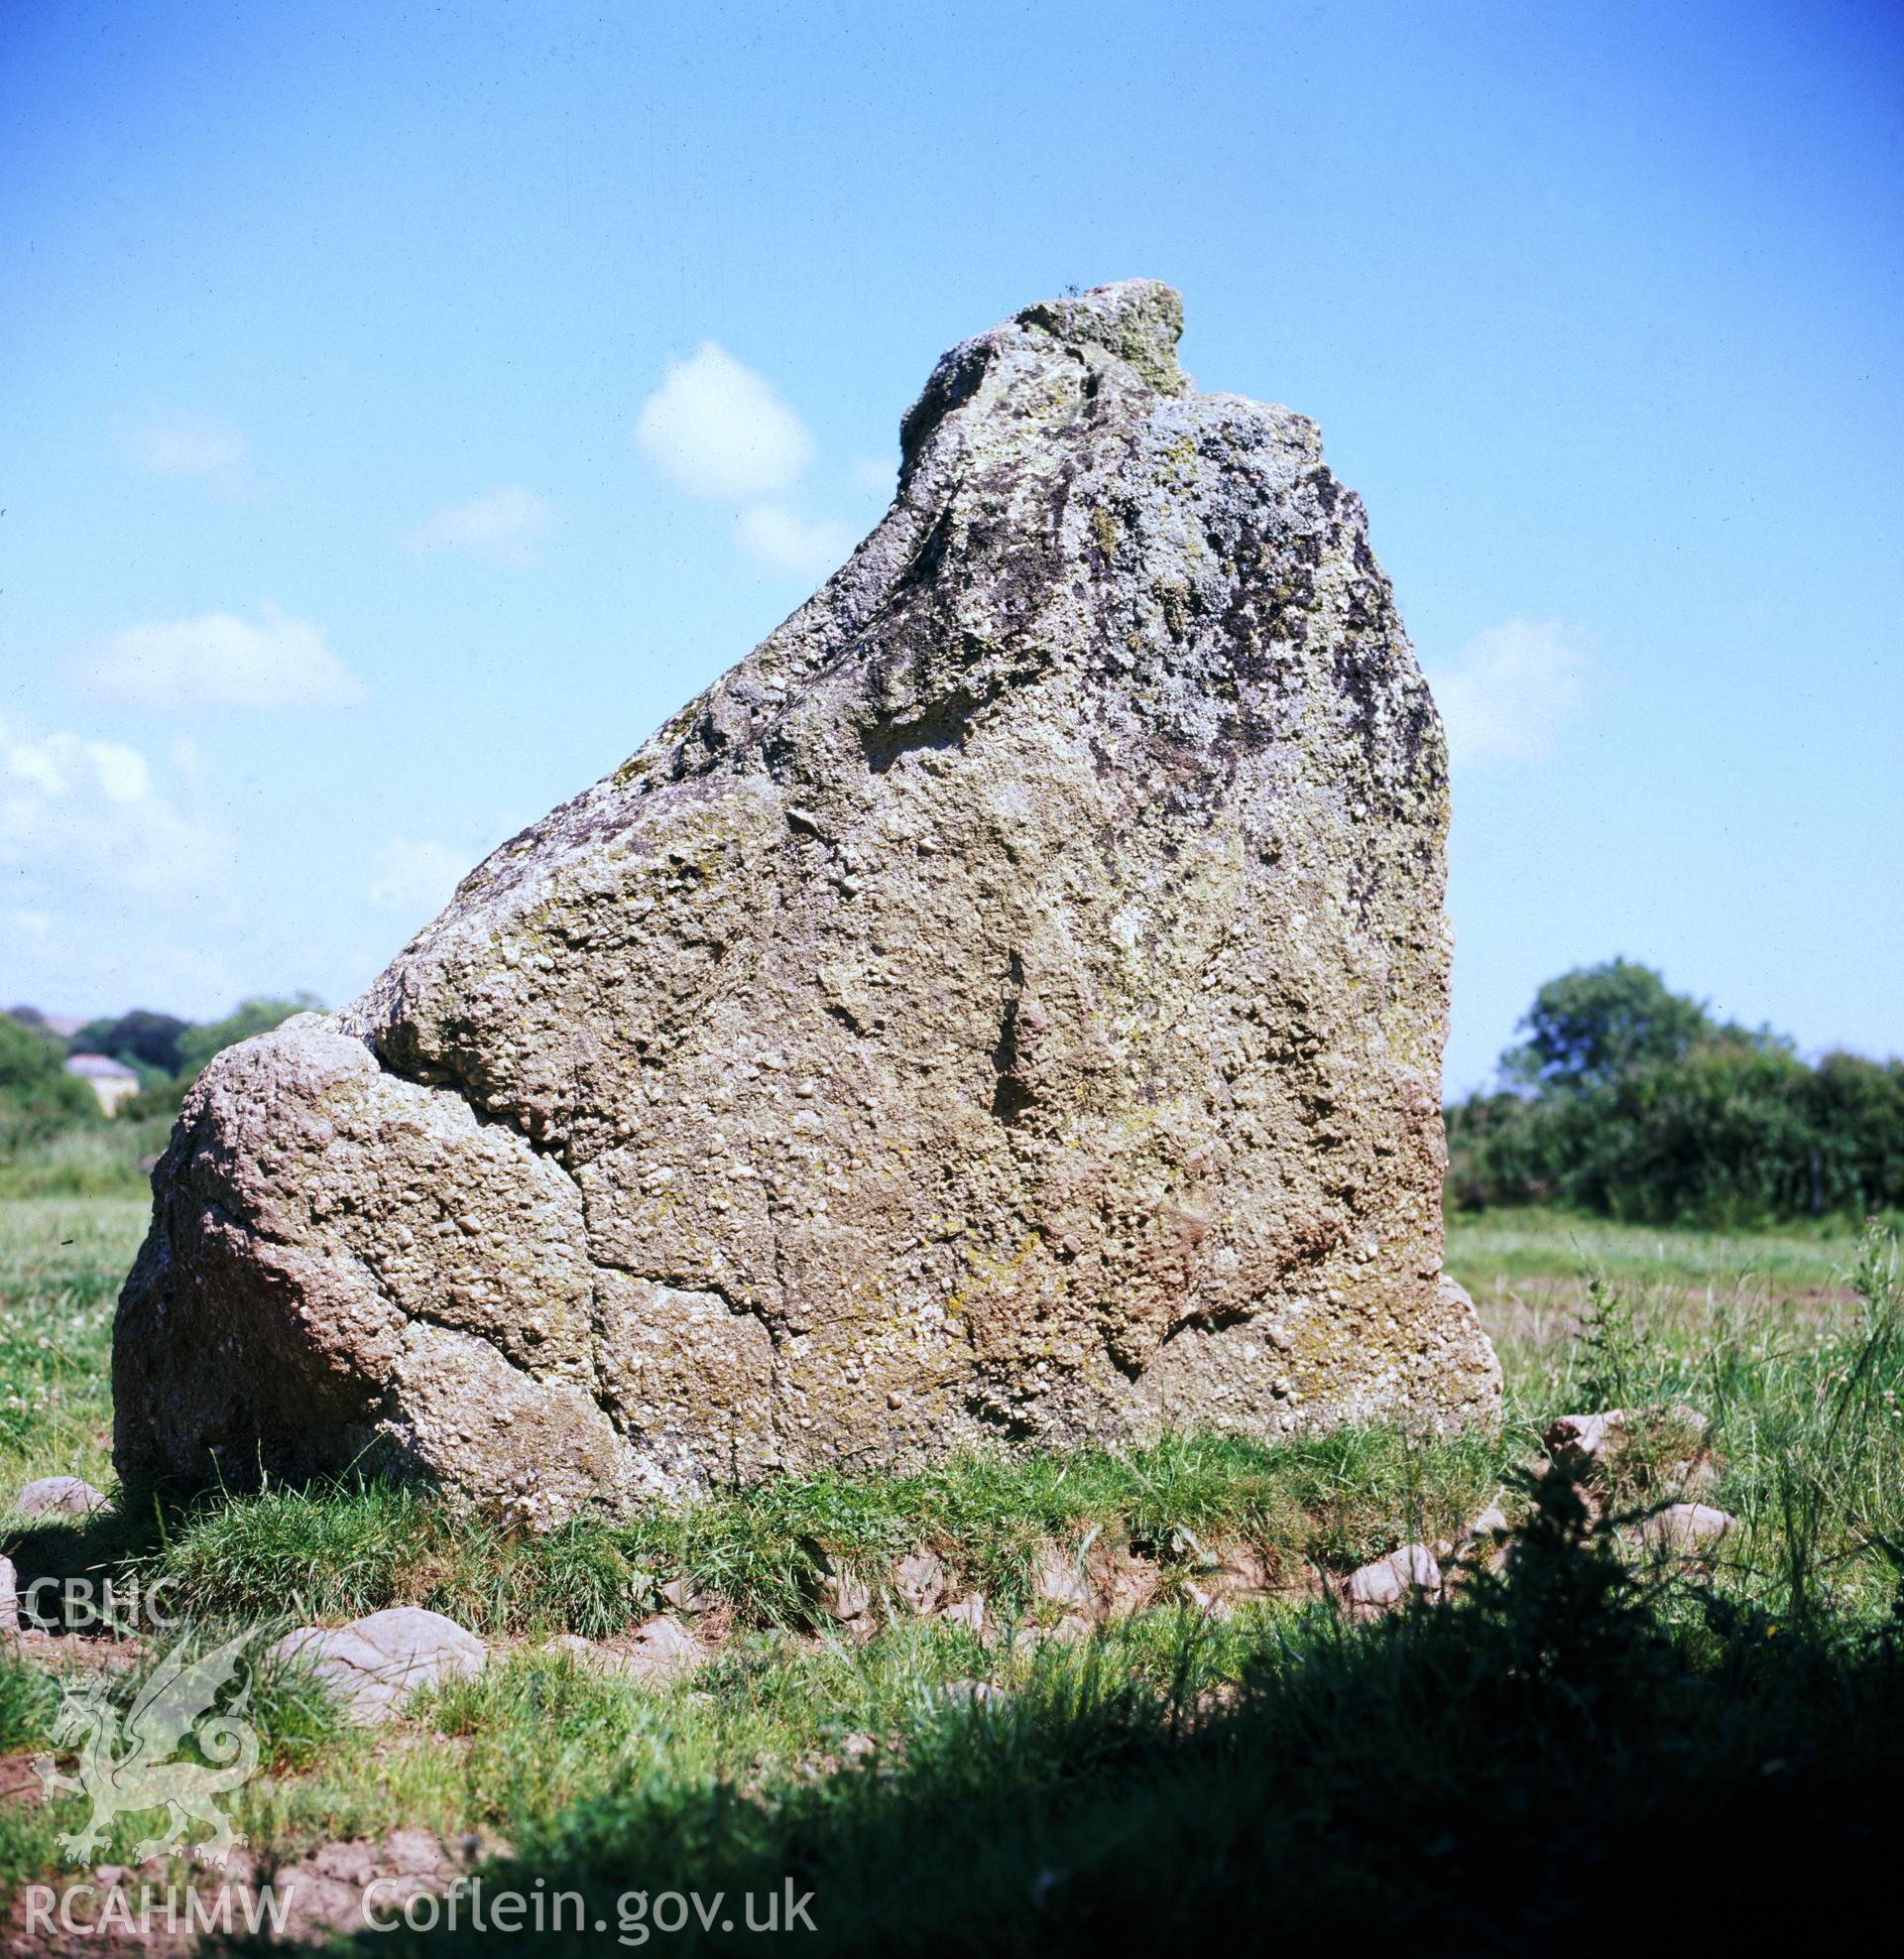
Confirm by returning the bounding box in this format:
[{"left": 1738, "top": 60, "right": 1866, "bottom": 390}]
[
  {"left": 1016, "top": 279, "right": 1188, "bottom": 397},
  {"left": 898, "top": 279, "right": 1189, "bottom": 477}
]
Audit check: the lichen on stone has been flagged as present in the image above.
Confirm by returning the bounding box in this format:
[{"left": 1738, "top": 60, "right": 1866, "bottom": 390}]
[{"left": 114, "top": 280, "right": 1499, "bottom": 1517}]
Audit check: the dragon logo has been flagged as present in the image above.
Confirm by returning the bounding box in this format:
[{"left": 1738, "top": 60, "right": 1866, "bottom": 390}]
[{"left": 32, "top": 1630, "right": 260, "bottom": 1867}]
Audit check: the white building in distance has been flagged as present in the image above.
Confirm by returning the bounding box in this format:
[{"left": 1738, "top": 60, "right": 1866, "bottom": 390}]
[{"left": 64, "top": 1052, "right": 142, "bottom": 1116}]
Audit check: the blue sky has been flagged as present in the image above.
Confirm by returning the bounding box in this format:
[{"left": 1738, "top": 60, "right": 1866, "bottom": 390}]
[{"left": 2, "top": 0, "right": 1899, "bottom": 1090}]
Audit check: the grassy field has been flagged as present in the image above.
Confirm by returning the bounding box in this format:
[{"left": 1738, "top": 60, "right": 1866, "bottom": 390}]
[
  {"left": 0, "top": 1196, "right": 135, "bottom": 1503},
  {"left": 0, "top": 1197, "right": 1899, "bottom": 1951}
]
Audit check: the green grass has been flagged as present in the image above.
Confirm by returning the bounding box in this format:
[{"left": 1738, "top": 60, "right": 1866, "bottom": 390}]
[
  {"left": 3, "top": 1197, "right": 1902, "bottom": 1952},
  {"left": 1445, "top": 1200, "right": 1875, "bottom": 1294},
  {"left": 115, "top": 1424, "right": 1498, "bottom": 1638},
  {"left": 341, "top": 1530, "right": 1904, "bottom": 1956},
  {"left": 0, "top": 1120, "right": 169, "bottom": 1200},
  {"left": 0, "top": 1195, "right": 142, "bottom": 1497},
  {"left": 0, "top": 1643, "right": 60, "bottom": 1752},
  {"left": 231, "top": 1613, "right": 1269, "bottom": 1863},
  {"left": 1455, "top": 1208, "right": 1904, "bottom": 1621}
]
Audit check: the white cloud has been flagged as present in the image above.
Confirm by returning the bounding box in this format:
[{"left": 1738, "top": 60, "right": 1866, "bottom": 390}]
[
  {"left": 635, "top": 342, "right": 862, "bottom": 582},
  {"left": 368, "top": 837, "right": 468, "bottom": 918},
  {"left": 76, "top": 603, "right": 363, "bottom": 710},
  {"left": 127, "top": 414, "right": 252, "bottom": 497},
  {"left": 1424, "top": 617, "right": 1596, "bottom": 770},
  {"left": 736, "top": 504, "right": 858, "bottom": 582},
  {"left": 404, "top": 485, "right": 554, "bottom": 566},
  {"left": 0, "top": 714, "right": 229, "bottom": 906},
  {"left": 634, "top": 343, "right": 814, "bottom": 500}
]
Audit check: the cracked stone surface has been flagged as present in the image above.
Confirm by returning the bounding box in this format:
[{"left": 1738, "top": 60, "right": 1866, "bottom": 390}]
[{"left": 114, "top": 279, "right": 1499, "bottom": 1518}]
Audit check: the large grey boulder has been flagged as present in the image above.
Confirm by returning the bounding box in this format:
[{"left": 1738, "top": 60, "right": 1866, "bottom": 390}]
[{"left": 115, "top": 280, "right": 1498, "bottom": 1518}]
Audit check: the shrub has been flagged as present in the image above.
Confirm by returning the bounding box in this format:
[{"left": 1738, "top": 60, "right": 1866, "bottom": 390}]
[
  {"left": 0, "top": 1013, "right": 97, "bottom": 1152},
  {"left": 68, "top": 1008, "right": 190, "bottom": 1075},
  {"left": 1448, "top": 964, "right": 1904, "bottom": 1225}
]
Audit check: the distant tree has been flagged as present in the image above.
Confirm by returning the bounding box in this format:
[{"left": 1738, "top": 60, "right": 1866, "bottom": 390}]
[
  {"left": 1448, "top": 960, "right": 1904, "bottom": 1224},
  {"left": 70, "top": 1008, "right": 190, "bottom": 1075},
  {"left": 1502, "top": 959, "right": 1714, "bottom": 1094},
  {"left": 174, "top": 994, "right": 323, "bottom": 1076},
  {"left": 0, "top": 1013, "right": 97, "bottom": 1147}
]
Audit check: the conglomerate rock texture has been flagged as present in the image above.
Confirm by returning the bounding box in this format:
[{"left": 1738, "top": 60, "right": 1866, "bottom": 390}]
[{"left": 115, "top": 281, "right": 1499, "bottom": 1517}]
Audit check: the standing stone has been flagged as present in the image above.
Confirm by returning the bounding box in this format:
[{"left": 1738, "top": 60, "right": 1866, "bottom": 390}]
[{"left": 115, "top": 280, "right": 1499, "bottom": 1518}]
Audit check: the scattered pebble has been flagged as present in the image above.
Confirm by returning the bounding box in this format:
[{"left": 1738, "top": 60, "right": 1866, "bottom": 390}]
[
  {"left": 7, "top": 1828, "right": 507, "bottom": 1950},
  {"left": 660, "top": 1573, "right": 710, "bottom": 1615},
  {"left": 1544, "top": 1406, "right": 1712, "bottom": 1489},
  {"left": 799, "top": 1540, "right": 873, "bottom": 1625},
  {"left": 939, "top": 1677, "right": 1000, "bottom": 1707},
  {"left": 893, "top": 1549, "right": 947, "bottom": 1616},
  {"left": 270, "top": 1606, "right": 487, "bottom": 1725},
  {"left": 1466, "top": 1505, "right": 1510, "bottom": 1542},
  {"left": 612, "top": 1614, "right": 704, "bottom": 1681},
  {"left": 12, "top": 1475, "right": 108, "bottom": 1519},
  {"left": 814, "top": 1569, "right": 872, "bottom": 1623},
  {"left": 1634, "top": 1503, "right": 1737, "bottom": 1555},
  {"left": 1543, "top": 1410, "right": 1626, "bottom": 1473},
  {"left": 1346, "top": 1544, "right": 1442, "bottom": 1619},
  {"left": 938, "top": 1593, "right": 987, "bottom": 1635},
  {"left": 1039, "top": 1612, "right": 1093, "bottom": 1646},
  {"left": 1181, "top": 1579, "right": 1234, "bottom": 1621},
  {"left": 1033, "top": 1546, "right": 1092, "bottom": 1613},
  {"left": 539, "top": 1618, "right": 703, "bottom": 1684}
]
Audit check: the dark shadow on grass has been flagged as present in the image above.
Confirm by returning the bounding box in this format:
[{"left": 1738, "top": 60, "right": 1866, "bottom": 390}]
[
  {"left": 0, "top": 1502, "right": 165, "bottom": 1641},
  {"left": 247, "top": 1464, "right": 1904, "bottom": 1957}
]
